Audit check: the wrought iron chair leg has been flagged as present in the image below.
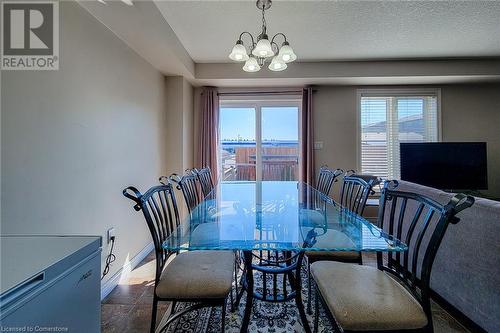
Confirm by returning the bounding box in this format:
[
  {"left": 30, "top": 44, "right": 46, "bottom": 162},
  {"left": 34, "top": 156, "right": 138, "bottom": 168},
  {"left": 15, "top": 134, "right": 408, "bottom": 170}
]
[
  {"left": 424, "top": 317, "right": 434, "bottom": 333},
  {"left": 150, "top": 295, "right": 158, "bottom": 333},
  {"left": 221, "top": 298, "right": 227, "bottom": 333},
  {"left": 241, "top": 250, "right": 254, "bottom": 332},
  {"left": 231, "top": 253, "right": 241, "bottom": 312},
  {"left": 307, "top": 259, "right": 312, "bottom": 315},
  {"left": 314, "top": 286, "right": 319, "bottom": 333},
  {"left": 229, "top": 277, "right": 234, "bottom": 312},
  {"left": 294, "top": 253, "right": 312, "bottom": 333}
]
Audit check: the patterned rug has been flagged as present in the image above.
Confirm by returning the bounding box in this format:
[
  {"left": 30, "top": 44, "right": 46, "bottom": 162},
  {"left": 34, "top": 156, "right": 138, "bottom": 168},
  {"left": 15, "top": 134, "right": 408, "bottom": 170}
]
[{"left": 159, "top": 260, "right": 333, "bottom": 333}]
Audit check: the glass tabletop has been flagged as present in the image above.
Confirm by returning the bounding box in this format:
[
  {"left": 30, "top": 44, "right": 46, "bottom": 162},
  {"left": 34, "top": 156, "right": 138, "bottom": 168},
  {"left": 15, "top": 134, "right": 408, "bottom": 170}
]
[{"left": 163, "top": 181, "right": 407, "bottom": 252}]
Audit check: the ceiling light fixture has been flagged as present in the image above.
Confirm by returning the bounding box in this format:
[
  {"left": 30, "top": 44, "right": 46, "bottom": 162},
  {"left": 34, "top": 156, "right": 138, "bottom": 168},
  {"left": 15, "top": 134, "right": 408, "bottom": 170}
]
[{"left": 229, "top": 0, "right": 296, "bottom": 73}]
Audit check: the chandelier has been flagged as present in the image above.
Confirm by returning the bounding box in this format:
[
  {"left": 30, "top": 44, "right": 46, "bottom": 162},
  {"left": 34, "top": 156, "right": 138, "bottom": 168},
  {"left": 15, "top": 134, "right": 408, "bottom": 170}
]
[{"left": 229, "top": 0, "right": 297, "bottom": 72}]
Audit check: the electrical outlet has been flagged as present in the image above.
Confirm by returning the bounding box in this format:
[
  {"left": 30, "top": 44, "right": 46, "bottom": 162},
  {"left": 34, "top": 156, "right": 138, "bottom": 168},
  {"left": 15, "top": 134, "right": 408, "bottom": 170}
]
[{"left": 107, "top": 228, "right": 116, "bottom": 244}]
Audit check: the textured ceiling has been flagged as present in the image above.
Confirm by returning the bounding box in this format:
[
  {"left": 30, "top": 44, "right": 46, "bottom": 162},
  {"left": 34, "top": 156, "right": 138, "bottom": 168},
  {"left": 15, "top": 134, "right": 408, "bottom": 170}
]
[{"left": 155, "top": 0, "right": 500, "bottom": 63}]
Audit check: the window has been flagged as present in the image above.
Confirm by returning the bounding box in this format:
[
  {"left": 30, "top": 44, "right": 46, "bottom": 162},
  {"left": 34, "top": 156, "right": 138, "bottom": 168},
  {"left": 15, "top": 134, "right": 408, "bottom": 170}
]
[
  {"left": 358, "top": 89, "right": 440, "bottom": 179},
  {"left": 219, "top": 98, "right": 301, "bottom": 182}
]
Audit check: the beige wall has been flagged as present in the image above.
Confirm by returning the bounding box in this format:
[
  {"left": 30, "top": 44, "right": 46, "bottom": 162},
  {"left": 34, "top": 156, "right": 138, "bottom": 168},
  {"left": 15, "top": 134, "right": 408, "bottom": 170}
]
[
  {"left": 164, "top": 77, "right": 185, "bottom": 175},
  {"left": 314, "top": 83, "right": 500, "bottom": 198},
  {"left": 440, "top": 84, "right": 500, "bottom": 197},
  {"left": 164, "top": 76, "right": 194, "bottom": 176},
  {"left": 193, "top": 87, "right": 202, "bottom": 168},
  {"left": 164, "top": 76, "right": 195, "bottom": 218},
  {"left": 1, "top": 2, "right": 168, "bottom": 284},
  {"left": 182, "top": 79, "right": 194, "bottom": 170},
  {"left": 192, "top": 84, "right": 500, "bottom": 197}
]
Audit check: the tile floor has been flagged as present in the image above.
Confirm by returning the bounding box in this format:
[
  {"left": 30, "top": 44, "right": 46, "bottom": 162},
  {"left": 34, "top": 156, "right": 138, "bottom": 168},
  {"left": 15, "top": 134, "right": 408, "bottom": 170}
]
[
  {"left": 102, "top": 252, "right": 470, "bottom": 333},
  {"left": 101, "top": 251, "right": 169, "bottom": 333}
]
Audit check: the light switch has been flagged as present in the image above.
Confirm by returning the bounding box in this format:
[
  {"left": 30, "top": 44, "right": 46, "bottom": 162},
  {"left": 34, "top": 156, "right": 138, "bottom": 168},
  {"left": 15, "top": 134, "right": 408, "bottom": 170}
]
[{"left": 314, "top": 141, "right": 323, "bottom": 150}]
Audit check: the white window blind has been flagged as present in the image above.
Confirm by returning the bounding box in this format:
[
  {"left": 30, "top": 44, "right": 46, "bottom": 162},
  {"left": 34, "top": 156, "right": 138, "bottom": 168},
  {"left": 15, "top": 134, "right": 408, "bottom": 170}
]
[{"left": 360, "top": 91, "right": 439, "bottom": 179}]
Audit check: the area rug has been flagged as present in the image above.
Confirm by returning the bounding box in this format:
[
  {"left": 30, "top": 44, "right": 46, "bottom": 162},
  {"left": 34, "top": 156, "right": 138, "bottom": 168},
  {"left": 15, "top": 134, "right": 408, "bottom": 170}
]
[{"left": 159, "top": 264, "right": 333, "bottom": 333}]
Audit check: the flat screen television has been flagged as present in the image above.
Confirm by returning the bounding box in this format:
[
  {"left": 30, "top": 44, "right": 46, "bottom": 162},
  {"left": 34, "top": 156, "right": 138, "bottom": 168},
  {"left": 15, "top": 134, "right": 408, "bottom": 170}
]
[{"left": 400, "top": 142, "right": 488, "bottom": 190}]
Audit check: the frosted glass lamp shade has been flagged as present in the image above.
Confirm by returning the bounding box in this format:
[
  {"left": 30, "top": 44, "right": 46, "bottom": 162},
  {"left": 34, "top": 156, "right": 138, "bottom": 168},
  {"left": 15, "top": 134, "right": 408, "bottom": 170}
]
[
  {"left": 252, "top": 37, "right": 274, "bottom": 58},
  {"left": 268, "top": 56, "right": 287, "bottom": 71},
  {"left": 278, "top": 43, "right": 297, "bottom": 63},
  {"left": 229, "top": 42, "right": 249, "bottom": 62},
  {"left": 243, "top": 56, "right": 261, "bottom": 72}
]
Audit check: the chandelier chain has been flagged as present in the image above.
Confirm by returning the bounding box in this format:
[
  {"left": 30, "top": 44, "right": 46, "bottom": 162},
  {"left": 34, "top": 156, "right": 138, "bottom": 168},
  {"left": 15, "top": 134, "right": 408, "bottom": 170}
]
[
  {"left": 261, "top": 6, "right": 267, "bottom": 35},
  {"left": 229, "top": 0, "right": 296, "bottom": 72}
]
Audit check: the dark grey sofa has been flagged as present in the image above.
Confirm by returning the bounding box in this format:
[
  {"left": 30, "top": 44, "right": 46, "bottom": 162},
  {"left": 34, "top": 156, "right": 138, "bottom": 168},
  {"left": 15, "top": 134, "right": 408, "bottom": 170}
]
[{"left": 393, "top": 181, "right": 499, "bottom": 332}]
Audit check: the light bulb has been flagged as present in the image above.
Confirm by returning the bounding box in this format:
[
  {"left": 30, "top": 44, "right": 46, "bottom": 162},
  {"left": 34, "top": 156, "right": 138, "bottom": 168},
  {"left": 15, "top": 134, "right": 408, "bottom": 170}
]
[
  {"left": 252, "top": 36, "right": 274, "bottom": 58},
  {"left": 229, "top": 41, "right": 249, "bottom": 62},
  {"left": 278, "top": 43, "right": 297, "bottom": 63},
  {"left": 268, "top": 56, "right": 287, "bottom": 71},
  {"left": 243, "top": 56, "right": 261, "bottom": 72}
]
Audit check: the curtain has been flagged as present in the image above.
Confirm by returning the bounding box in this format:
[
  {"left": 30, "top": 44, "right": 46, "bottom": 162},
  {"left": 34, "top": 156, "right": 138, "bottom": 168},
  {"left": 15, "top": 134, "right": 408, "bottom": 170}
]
[
  {"left": 198, "top": 87, "right": 219, "bottom": 184},
  {"left": 301, "top": 87, "right": 315, "bottom": 186}
]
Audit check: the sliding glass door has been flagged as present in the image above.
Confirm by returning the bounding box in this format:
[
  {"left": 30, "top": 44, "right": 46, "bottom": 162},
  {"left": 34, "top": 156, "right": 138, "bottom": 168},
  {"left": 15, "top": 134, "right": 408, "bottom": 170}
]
[
  {"left": 220, "top": 107, "right": 257, "bottom": 181},
  {"left": 219, "top": 100, "right": 300, "bottom": 182},
  {"left": 261, "top": 106, "right": 299, "bottom": 181}
]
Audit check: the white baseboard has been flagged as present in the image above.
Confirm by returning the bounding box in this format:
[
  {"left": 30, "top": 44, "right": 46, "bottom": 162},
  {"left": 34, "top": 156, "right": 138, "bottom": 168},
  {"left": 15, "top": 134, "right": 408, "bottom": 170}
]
[{"left": 100, "top": 241, "right": 154, "bottom": 300}]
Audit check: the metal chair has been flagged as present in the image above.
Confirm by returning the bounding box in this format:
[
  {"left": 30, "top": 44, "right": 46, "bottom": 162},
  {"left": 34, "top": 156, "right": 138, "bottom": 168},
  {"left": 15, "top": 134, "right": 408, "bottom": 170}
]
[
  {"left": 162, "top": 170, "right": 201, "bottom": 213},
  {"left": 316, "top": 165, "right": 343, "bottom": 197},
  {"left": 311, "top": 180, "right": 474, "bottom": 333},
  {"left": 123, "top": 183, "right": 234, "bottom": 333},
  {"left": 236, "top": 249, "right": 310, "bottom": 330},
  {"left": 335, "top": 172, "right": 380, "bottom": 265},
  {"left": 195, "top": 167, "right": 215, "bottom": 198},
  {"left": 340, "top": 171, "right": 380, "bottom": 215},
  {"left": 163, "top": 170, "right": 239, "bottom": 312},
  {"left": 305, "top": 170, "right": 377, "bottom": 313}
]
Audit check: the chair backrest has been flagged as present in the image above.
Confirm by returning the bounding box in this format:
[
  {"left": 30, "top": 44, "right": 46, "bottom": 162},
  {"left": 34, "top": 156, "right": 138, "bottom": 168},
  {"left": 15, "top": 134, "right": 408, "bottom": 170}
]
[
  {"left": 195, "top": 167, "right": 215, "bottom": 198},
  {"left": 339, "top": 171, "right": 379, "bottom": 215},
  {"left": 123, "top": 183, "right": 180, "bottom": 282},
  {"left": 165, "top": 170, "right": 201, "bottom": 213},
  {"left": 376, "top": 180, "right": 474, "bottom": 316},
  {"left": 316, "top": 166, "right": 343, "bottom": 196}
]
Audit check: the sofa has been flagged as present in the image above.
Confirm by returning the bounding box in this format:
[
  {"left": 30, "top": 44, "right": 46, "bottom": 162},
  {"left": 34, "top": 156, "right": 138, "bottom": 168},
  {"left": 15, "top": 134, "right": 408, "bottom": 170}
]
[{"left": 391, "top": 181, "right": 499, "bottom": 332}]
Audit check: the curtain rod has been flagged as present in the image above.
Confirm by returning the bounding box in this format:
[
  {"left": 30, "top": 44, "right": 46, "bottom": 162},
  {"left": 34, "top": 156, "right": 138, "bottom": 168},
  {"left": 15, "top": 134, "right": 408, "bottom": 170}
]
[
  {"left": 216, "top": 89, "right": 317, "bottom": 96},
  {"left": 218, "top": 90, "right": 300, "bottom": 96}
]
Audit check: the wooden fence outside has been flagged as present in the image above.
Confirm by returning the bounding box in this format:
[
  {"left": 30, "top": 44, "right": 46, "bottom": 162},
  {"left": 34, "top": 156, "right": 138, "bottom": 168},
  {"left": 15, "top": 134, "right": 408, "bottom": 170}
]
[{"left": 225, "top": 147, "right": 299, "bottom": 181}]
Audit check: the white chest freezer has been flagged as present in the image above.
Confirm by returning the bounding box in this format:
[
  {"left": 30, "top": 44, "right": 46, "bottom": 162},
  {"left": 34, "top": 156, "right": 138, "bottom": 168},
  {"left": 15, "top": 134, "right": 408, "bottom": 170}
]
[{"left": 0, "top": 235, "right": 102, "bottom": 332}]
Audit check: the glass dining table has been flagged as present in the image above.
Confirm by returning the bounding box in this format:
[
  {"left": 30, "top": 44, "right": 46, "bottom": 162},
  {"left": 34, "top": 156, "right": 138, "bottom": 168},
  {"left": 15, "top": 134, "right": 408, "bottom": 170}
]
[{"left": 163, "top": 181, "right": 407, "bottom": 333}]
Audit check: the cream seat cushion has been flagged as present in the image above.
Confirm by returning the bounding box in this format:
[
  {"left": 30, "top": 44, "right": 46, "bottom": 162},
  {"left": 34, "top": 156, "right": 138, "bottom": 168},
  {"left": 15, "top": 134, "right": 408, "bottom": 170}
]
[
  {"left": 311, "top": 261, "right": 427, "bottom": 331},
  {"left": 156, "top": 250, "right": 234, "bottom": 299}
]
